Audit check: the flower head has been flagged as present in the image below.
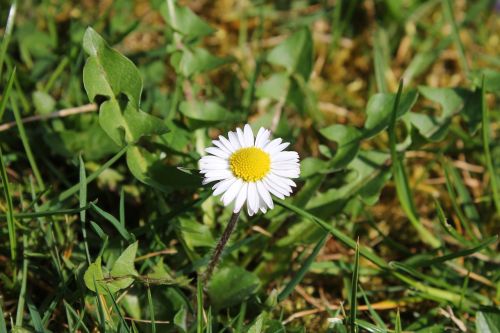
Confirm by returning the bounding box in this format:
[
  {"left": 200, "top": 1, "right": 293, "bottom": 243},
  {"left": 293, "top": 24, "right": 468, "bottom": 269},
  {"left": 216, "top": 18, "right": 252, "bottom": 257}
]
[{"left": 199, "top": 124, "right": 300, "bottom": 216}]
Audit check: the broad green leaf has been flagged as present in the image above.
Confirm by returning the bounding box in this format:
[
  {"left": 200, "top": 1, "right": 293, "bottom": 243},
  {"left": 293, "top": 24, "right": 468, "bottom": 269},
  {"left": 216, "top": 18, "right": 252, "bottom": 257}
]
[
  {"left": 84, "top": 257, "right": 116, "bottom": 294},
  {"left": 247, "top": 312, "right": 266, "bottom": 333},
  {"left": 320, "top": 124, "right": 361, "bottom": 169},
  {"left": 471, "top": 68, "right": 500, "bottom": 92},
  {"left": 173, "top": 307, "right": 187, "bottom": 333},
  {"left": 306, "top": 151, "right": 389, "bottom": 215},
  {"left": 255, "top": 72, "right": 289, "bottom": 100},
  {"left": 44, "top": 122, "right": 120, "bottom": 160},
  {"left": 207, "top": 266, "right": 260, "bottom": 310},
  {"left": 179, "top": 47, "right": 230, "bottom": 76},
  {"left": 109, "top": 241, "right": 139, "bottom": 290},
  {"left": 84, "top": 243, "right": 139, "bottom": 294},
  {"left": 160, "top": 0, "right": 215, "bottom": 39},
  {"left": 410, "top": 86, "right": 465, "bottom": 141},
  {"left": 82, "top": 27, "right": 167, "bottom": 146},
  {"left": 363, "top": 90, "right": 418, "bottom": 139},
  {"left": 126, "top": 145, "right": 200, "bottom": 191},
  {"left": 179, "top": 100, "right": 241, "bottom": 129},
  {"left": 267, "top": 28, "right": 313, "bottom": 80},
  {"left": 32, "top": 91, "right": 55, "bottom": 115},
  {"left": 179, "top": 217, "right": 214, "bottom": 250},
  {"left": 476, "top": 310, "right": 500, "bottom": 333},
  {"left": 300, "top": 157, "right": 328, "bottom": 179}
]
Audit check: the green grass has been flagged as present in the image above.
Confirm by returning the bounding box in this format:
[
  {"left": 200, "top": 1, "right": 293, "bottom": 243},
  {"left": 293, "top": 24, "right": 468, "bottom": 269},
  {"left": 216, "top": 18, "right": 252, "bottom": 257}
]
[{"left": 0, "top": 0, "right": 499, "bottom": 332}]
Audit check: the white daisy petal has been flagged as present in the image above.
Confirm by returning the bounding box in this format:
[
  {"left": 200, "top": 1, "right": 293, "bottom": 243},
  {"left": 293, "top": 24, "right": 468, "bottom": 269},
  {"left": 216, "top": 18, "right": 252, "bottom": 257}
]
[
  {"left": 236, "top": 127, "right": 246, "bottom": 147},
  {"left": 200, "top": 155, "right": 227, "bottom": 165},
  {"left": 266, "top": 174, "right": 292, "bottom": 195},
  {"left": 268, "top": 142, "right": 290, "bottom": 154},
  {"left": 205, "top": 147, "right": 230, "bottom": 159},
  {"left": 243, "top": 124, "right": 255, "bottom": 147},
  {"left": 258, "top": 196, "right": 267, "bottom": 213},
  {"left": 247, "top": 182, "right": 258, "bottom": 212},
  {"left": 272, "top": 151, "right": 299, "bottom": 162},
  {"left": 263, "top": 138, "right": 283, "bottom": 153},
  {"left": 213, "top": 177, "right": 237, "bottom": 196},
  {"left": 234, "top": 183, "right": 248, "bottom": 213},
  {"left": 203, "top": 169, "right": 233, "bottom": 178},
  {"left": 255, "top": 128, "right": 270, "bottom": 148},
  {"left": 228, "top": 131, "right": 241, "bottom": 150},
  {"left": 219, "top": 135, "right": 236, "bottom": 152},
  {"left": 271, "top": 161, "right": 300, "bottom": 170},
  {"left": 273, "top": 169, "right": 300, "bottom": 179},
  {"left": 222, "top": 179, "right": 243, "bottom": 206},
  {"left": 212, "top": 140, "right": 232, "bottom": 155},
  {"left": 262, "top": 178, "right": 285, "bottom": 199},
  {"left": 256, "top": 181, "right": 273, "bottom": 209}
]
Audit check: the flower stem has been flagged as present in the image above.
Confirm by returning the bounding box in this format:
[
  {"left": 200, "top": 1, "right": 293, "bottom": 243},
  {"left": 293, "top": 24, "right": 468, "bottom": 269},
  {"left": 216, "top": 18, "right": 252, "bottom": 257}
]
[{"left": 202, "top": 211, "right": 240, "bottom": 286}]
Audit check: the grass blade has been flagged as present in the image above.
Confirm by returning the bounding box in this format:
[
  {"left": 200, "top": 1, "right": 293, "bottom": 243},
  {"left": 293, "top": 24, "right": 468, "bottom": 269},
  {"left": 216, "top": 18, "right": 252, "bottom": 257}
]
[
  {"left": 197, "top": 277, "right": 203, "bottom": 333},
  {"left": 349, "top": 240, "right": 360, "bottom": 333},
  {"left": 411, "top": 235, "right": 497, "bottom": 268},
  {"left": 443, "top": 0, "right": 470, "bottom": 76},
  {"left": 79, "top": 156, "right": 91, "bottom": 264},
  {"left": 0, "top": 67, "right": 15, "bottom": 121},
  {"left": 10, "top": 92, "right": 45, "bottom": 190},
  {"left": 388, "top": 81, "right": 440, "bottom": 248},
  {"left": 0, "top": 146, "right": 16, "bottom": 259},
  {"left": 0, "top": 204, "right": 92, "bottom": 221},
  {"left": 15, "top": 235, "right": 28, "bottom": 327},
  {"left": 0, "top": 0, "right": 17, "bottom": 81},
  {"left": 26, "top": 295, "right": 45, "bottom": 333},
  {"left": 90, "top": 203, "right": 134, "bottom": 242},
  {"left": 276, "top": 199, "right": 388, "bottom": 269},
  {"left": 146, "top": 283, "right": 156, "bottom": 333},
  {"left": 0, "top": 303, "right": 7, "bottom": 333},
  {"left": 43, "top": 145, "right": 128, "bottom": 208},
  {"left": 395, "top": 309, "right": 402, "bottom": 333},
  {"left": 481, "top": 78, "right": 500, "bottom": 215},
  {"left": 278, "top": 232, "right": 328, "bottom": 302}
]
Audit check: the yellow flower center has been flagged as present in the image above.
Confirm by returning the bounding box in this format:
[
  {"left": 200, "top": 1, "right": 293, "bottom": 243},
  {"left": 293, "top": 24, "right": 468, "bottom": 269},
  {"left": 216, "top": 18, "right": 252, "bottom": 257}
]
[{"left": 229, "top": 147, "right": 271, "bottom": 182}]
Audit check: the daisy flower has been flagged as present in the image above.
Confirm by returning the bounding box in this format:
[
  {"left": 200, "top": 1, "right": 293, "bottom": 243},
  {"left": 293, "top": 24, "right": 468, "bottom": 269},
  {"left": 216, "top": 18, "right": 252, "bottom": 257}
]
[{"left": 199, "top": 124, "right": 300, "bottom": 216}]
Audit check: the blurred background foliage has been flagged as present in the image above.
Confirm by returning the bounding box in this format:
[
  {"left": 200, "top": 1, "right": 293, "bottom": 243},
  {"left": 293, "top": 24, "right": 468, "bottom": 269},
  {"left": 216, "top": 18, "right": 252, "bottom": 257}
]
[{"left": 0, "top": 0, "right": 499, "bottom": 332}]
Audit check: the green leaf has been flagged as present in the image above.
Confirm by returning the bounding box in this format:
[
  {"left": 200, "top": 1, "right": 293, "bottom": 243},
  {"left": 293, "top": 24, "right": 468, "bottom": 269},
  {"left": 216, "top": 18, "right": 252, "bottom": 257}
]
[
  {"left": 363, "top": 90, "right": 418, "bottom": 139},
  {"left": 173, "top": 307, "right": 187, "bottom": 333},
  {"left": 267, "top": 28, "right": 313, "bottom": 80},
  {"left": 255, "top": 72, "right": 289, "bottom": 100},
  {"left": 84, "top": 243, "right": 139, "bottom": 294},
  {"left": 82, "top": 27, "right": 168, "bottom": 146},
  {"left": 126, "top": 145, "right": 200, "bottom": 191},
  {"left": 300, "top": 157, "right": 328, "bottom": 179},
  {"left": 320, "top": 124, "right": 361, "bottom": 169},
  {"left": 109, "top": 241, "right": 139, "bottom": 290},
  {"left": 247, "top": 312, "right": 266, "bottom": 333},
  {"left": 160, "top": 0, "right": 215, "bottom": 39},
  {"left": 179, "top": 100, "right": 240, "bottom": 129},
  {"left": 32, "top": 91, "right": 55, "bottom": 115},
  {"left": 476, "top": 310, "right": 500, "bottom": 333},
  {"left": 207, "top": 266, "right": 260, "bottom": 310},
  {"left": 410, "top": 86, "right": 459, "bottom": 141},
  {"left": 179, "top": 47, "right": 230, "bottom": 76},
  {"left": 84, "top": 257, "right": 112, "bottom": 294},
  {"left": 471, "top": 68, "right": 500, "bottom": 92},
  {"left": 179, "top": 217, "right": 214, "bottom": 250}
]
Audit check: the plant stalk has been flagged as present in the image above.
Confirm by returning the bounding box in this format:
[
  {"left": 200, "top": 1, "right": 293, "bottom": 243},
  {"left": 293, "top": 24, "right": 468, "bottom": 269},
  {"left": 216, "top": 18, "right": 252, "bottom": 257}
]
[{"left": 202, "top": 212, "right": 240, "bottom": 286}]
